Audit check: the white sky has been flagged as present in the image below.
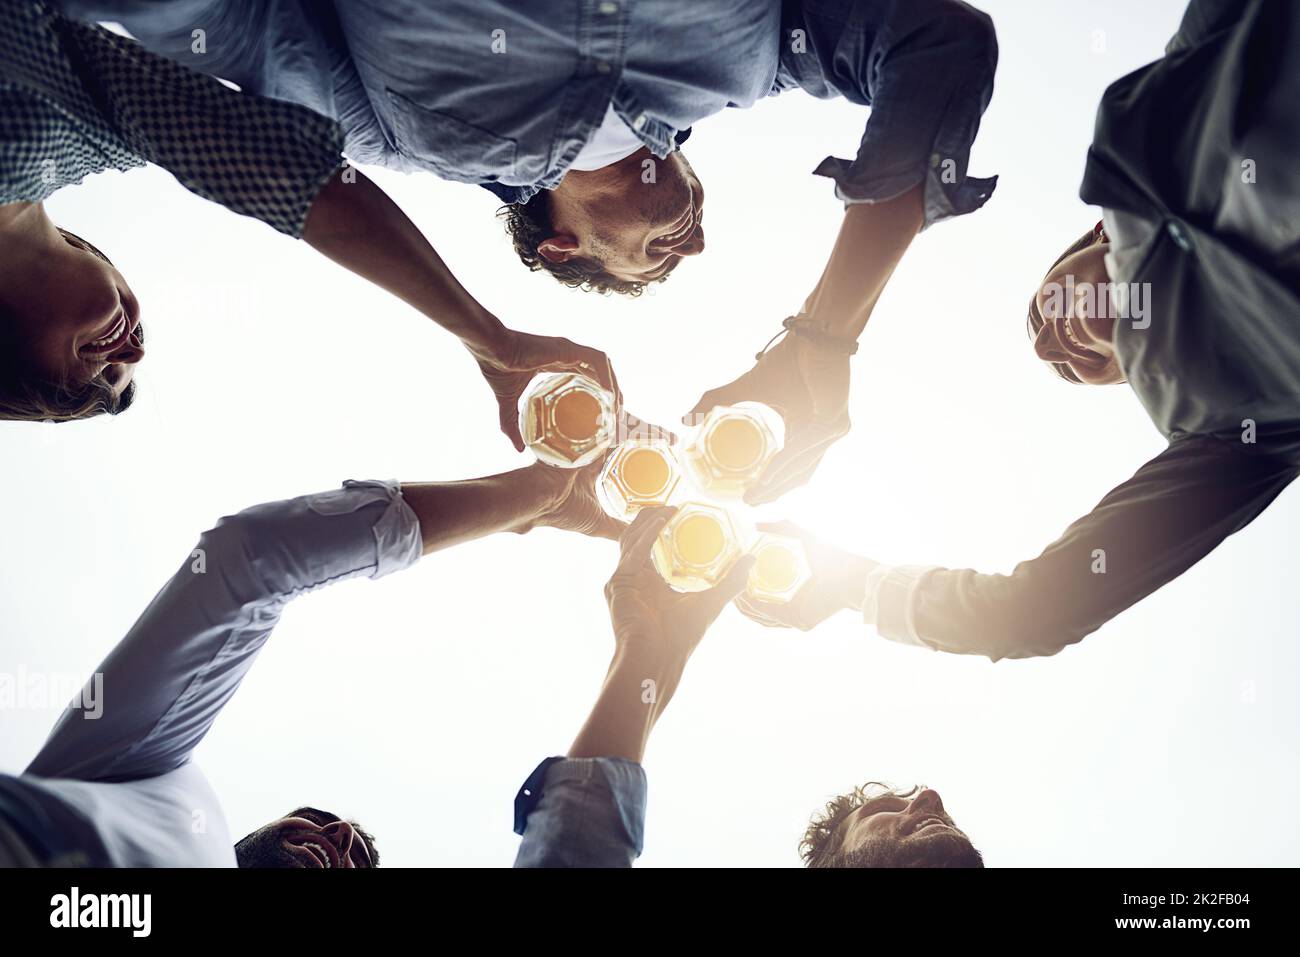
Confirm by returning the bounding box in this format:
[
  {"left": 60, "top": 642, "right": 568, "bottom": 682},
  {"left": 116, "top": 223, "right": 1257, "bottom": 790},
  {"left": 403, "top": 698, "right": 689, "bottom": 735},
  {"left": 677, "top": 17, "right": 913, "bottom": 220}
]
[{"left": 4, "top": 0, "right": 1298, "bottom": 867}]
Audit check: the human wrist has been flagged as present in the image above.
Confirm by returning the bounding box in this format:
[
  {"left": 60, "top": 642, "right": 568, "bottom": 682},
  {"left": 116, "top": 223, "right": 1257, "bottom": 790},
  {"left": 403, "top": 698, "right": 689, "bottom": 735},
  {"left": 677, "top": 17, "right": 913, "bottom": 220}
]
[
  {"left": 460, "top": 309, "right": 511, "bottom": 361},
  {"left": 498, "top": 465, "right": 565, "bottom": 534},
  {"left": 784, "top": 313, "right": 861, "bottom": 354},
  {"left": 835, "top": 554, "right": 879, "bottom": 612}
]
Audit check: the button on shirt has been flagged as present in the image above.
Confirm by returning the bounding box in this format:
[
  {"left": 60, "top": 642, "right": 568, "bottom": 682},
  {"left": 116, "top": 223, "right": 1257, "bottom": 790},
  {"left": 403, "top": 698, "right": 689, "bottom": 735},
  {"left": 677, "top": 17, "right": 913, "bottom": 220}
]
[
  {"left": 64, "top": 0, "right": 999, "bottom": 227},
  {"left": 861, "top": 0, "right": 1300, "bottom": 663},
  {"left": 2, "top": 0, "right": 344, "bottom": 238},
  {"left": 0, "top": 481, "right": 422, "bottom": 867},
  {"left": 1084, "top": 0, "right": 1300, "bottom": 443}
]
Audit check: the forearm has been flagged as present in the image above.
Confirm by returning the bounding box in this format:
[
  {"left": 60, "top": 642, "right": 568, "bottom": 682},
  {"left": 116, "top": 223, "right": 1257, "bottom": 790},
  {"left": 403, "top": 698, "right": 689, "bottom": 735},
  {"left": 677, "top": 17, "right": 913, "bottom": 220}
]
[
  {"left": 803, "top": 184, "right": 925, "bottom": 340},
  {"left": 568, "top": 646, "right": 687, "bottom": 764},
  {"left": 303, "top": 168, "right": 507, "bottom": 355},
  {"left": 399, "top": 465, "right": 563, "bottom": 555},
  {"left": 512, "top": 645, "right": 671, "bottom": 866},
  {"left": 866, "top": 440, "right": 1298, "bottom": 661}
]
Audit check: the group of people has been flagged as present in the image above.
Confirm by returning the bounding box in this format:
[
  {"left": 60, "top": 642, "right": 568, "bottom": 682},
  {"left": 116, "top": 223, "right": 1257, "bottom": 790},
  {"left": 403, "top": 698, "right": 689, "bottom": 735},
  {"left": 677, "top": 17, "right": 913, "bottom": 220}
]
[{"left": 1, "top": 0, "right": 1295, "bottom": 867}]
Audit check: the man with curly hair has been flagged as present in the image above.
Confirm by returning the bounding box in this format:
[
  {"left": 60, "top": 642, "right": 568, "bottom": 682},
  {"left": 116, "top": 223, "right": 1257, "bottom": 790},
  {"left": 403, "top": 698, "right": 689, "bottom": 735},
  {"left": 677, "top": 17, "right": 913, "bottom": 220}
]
[
  {"left": 57, "top": 0, "right": 998, "bottom": 497},
  {"left": 800, "top": 782, "right": 984, "bottom": 868}
]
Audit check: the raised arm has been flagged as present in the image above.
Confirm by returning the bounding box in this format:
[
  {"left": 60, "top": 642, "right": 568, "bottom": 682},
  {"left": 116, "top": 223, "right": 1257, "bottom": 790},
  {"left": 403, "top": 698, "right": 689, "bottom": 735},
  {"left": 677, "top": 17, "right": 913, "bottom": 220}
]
[
  {"left": 26, "top": 462, "right": 620, "bottom": 783},
  {"left": 301, "top": 169, "right": 624, "bottom": 449},
  {"left": 514, "top": 508, "right": 753, "bottom": 868},
  {"left": 47, "top": 6, "right": 623, "bottom": 447},
  {"left": 685, "top": 0, "right": 998, "bottom": 503},
  {"left": 739, "top": 435, "right": 1299, "bottom": 661}
]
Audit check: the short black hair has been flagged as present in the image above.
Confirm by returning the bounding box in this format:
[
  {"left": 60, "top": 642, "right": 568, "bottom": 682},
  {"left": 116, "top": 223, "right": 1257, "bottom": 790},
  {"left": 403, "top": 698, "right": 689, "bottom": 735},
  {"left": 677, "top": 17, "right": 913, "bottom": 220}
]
[
  {"left": 498, "top": 194, "right": 677, "bottom": 297},
  {"left": 234, "top": 806, "right": 380, "bottom": 868}
]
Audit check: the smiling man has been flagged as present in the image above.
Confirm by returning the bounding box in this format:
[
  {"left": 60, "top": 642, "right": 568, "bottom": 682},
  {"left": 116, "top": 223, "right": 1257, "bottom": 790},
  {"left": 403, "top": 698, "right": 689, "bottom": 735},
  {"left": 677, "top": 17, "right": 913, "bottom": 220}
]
[
  {"left": 55, "top": 0, "right": 998, "bottom": 498},
  {"left": 59, "top": 0, "right": 996, "bottom": 299},
  {"left": 509, "top": 508, "right": 981, "bottom": 869},
  {"left": 736, "top": 0, "right": 1300, "bottom": 664},
  {"left": 800, "top": 783, "right": 983, "bottom": 868},
  {"left": 0, "top": 212, "right": 145, "bottom": 420},
  {"left": 233, "top": 807, "right": 378, "bottom": 869},
  {"left": 0, "top": 461, "right": 622, "bottom": 868}
]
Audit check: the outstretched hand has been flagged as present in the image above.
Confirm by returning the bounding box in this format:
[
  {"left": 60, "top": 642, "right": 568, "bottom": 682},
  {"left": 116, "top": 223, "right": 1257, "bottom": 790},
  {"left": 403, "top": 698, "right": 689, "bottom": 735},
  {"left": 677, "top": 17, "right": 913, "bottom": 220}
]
[
  {"left": 605, "top": 507, "right": 755, "bottom": 661},
  {"left": 476, "top": 328, "right": 674, "bottom": 451},
  {"left": 684, "top": 333, "right": 850, "bottom": 505},
  {"left": 476, "top": 329, "right": 620, "bottom": 450},
  {"left": 521, "top": 458, "right": 626, "bottom": 541},
  {"left": 734, "top": 520, "right": 876, "bottom": 632}
]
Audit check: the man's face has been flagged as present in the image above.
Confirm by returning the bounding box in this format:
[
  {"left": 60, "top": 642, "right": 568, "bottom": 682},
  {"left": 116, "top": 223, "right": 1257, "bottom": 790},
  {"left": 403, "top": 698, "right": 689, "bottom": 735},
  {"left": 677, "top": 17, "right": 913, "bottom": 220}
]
[
  {"left": 1, "top": 230, "right": 144, "bottom": 401},
  {"left": 235, "top": 806, "right": 377, "bottom": 868},
  {"left": 1031, "top": 238, "right": 1126, "bottom": 385},
  {"left": 833, "top": 787, "right": 981, "bottom": 867},
  {"left": 539, "top": 150, "right": 706, "bottom": 284}
]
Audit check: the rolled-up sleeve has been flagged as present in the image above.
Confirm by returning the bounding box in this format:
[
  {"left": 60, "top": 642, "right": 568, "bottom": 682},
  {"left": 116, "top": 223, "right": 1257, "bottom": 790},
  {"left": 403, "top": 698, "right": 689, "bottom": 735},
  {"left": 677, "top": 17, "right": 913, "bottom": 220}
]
[
  {"left": 513, "top": 756, "right": 647, "bottom": 868},
  {"left": 780, "top": 0, "right": 998, "bottom": 228},
  {"left": 59, "top": 15, "right": 345, "bottom": 238},
  {"left": 25, "top": 480, "right": 422, "bottom": 783}
]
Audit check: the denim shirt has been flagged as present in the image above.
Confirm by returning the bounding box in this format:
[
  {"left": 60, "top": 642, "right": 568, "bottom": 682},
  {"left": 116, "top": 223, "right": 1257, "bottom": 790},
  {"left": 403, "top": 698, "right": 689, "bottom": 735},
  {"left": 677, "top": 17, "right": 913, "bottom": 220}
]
[
  {"left": 62, "top": 0, "right": 998, "bottom": 227},
  {"left": 318, "top": 0, "right": 784, "bottom": 204},
  {"left": 514, "top": 756, "right": 648, "bottom": 868}
]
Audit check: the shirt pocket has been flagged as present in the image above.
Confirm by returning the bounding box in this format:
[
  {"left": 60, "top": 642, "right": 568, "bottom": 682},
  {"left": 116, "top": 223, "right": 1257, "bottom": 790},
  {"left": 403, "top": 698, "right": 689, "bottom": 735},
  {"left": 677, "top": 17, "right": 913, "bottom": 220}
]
[{"left": 385, "top": 88, "right": 517, "bottom": 184}]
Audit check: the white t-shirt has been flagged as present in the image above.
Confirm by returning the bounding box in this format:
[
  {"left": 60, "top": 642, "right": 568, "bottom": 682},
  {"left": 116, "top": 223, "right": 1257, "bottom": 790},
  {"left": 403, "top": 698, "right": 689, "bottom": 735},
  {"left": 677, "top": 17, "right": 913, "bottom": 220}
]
[{"left": 569, "top": 104, "right": 645, "bottom": 171}]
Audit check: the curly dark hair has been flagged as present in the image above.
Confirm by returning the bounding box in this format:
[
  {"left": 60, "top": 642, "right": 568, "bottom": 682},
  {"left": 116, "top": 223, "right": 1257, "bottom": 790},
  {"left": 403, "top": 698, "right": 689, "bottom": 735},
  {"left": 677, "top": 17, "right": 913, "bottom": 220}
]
[
  {"left": 1025, "top": 226, "right": 1106, "bottom": 384},
  {"left": 801, "top": 782, "right": 984, "bottom": 869},
  {"left": 498, "top": 194, "right": 677, "bottom": 297}
]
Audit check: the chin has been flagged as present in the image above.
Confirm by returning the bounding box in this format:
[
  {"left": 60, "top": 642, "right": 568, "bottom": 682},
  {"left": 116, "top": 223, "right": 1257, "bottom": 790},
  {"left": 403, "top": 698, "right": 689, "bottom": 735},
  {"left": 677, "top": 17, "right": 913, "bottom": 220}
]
[
  {"left": 905, "top": 827, "right": 982, "bottom": 866},
  {"left": 1074, "top": 364, "right": 1127, "bottom": 385}
]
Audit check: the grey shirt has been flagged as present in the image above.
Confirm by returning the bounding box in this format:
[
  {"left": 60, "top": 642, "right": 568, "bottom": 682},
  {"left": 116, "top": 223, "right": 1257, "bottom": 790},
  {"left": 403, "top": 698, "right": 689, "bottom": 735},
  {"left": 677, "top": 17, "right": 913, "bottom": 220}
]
[
  {"left": 863, "top": 0, "right": 1300, "bottom": 662},
  {"left": 0, "top": 481, "right": 421, "bottom": 867}
]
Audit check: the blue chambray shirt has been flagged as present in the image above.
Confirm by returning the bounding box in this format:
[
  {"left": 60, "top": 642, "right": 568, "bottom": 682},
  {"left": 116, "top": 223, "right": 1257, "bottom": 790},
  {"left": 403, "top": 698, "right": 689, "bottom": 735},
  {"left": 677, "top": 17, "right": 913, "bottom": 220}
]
[
  {"left": 514, "top": 756, "right": 648, "bottom": 868},
  {"left": 60, "top": 0, "right": 997, "bottom": 227}
]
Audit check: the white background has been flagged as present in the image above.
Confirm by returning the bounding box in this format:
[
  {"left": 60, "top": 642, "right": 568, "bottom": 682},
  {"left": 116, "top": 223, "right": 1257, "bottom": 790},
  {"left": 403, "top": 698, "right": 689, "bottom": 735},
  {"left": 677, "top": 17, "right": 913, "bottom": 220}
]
[{"left": 3, "top": 0, "right": 1297, "bottom": 866}]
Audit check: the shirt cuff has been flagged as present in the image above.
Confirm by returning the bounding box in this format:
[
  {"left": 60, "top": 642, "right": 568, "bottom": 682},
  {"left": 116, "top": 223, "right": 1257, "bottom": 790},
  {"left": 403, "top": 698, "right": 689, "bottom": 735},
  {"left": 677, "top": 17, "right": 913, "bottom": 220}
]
[
  {"left": 814, "top": 155, "right": 997, "bottom": 229},
  {"left": 514, "top": 756, "right": 648, "bottom": 855},
  {"left": 304, "top": 480, "right": 423, "bottom": 579},
  {"left": 862, "top": 565, "right": 940, "bottom": 648}
]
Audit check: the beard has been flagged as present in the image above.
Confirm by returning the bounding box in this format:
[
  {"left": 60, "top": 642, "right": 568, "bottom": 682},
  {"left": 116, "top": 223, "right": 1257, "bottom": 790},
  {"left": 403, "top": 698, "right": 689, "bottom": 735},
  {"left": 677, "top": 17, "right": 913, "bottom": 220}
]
[{"left": 835, "top": 829, "right": 985, "bottom": 868}]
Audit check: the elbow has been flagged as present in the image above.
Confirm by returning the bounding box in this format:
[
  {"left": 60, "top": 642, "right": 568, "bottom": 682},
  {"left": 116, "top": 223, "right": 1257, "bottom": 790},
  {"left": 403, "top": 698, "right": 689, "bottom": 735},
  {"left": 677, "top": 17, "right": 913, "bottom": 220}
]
[
  {"left": 193, "top": 514, "right": 256, "bottom": 574},
  {"left": 954, "top": 2, "right": 998, "bottom": 53},
  {"left": 192, "top": 501, "right": 291, "bottom": 586},
  {"left": 980, "top": 609, "right": 1100, "bottom": 662}
]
